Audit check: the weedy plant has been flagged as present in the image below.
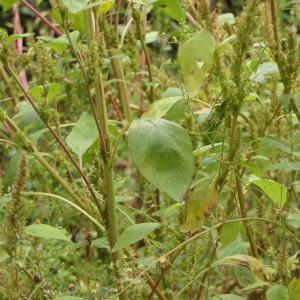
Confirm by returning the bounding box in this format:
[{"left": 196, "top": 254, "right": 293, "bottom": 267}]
[{"left": 0, "top": 0, "right": 300, "bottom": 299}]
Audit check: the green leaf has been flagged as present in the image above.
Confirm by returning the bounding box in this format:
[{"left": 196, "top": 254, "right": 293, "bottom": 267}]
[
  {"left": 249, "top": 177, "right": 287, "bottom": 208},
  {"left": 7, "top": 33, "right": 34, "bottom": 42},
  {"left": 287, "top": 213, "right": 300, "bottom": 229},
  {"left": 178, "top": 30, "right": 215, "bottom": 97},
  {"left": 0, "top": 248, "right": 9, "bottom": 262},
  {"left": 112, "top": 223, "right": 160, "bottom": 252},
  {"left": 180, "top": 181, "right": 218, "bottom": 233},
  {"left": 29, "top": 83, "right": 64, "bottom": 103},
  {"left": 145, "top": 31, "right": 159, "bottom": 44},
  {"left": 215, "top": 255, "right": 272, "bottom": 282},
  {"left": 61, "top": 0, "right": 114, "bottom": 14},
  {"left": 142, "top": 97, "right": 186, "bottom": 122},
  {"left": 61, "top": 0, "right": 88, "bottom": 13},
  {"left": 266, "top": 284, "right": 289, "bottom": 300},
  {"left": 0, "top": 195, "right": 10, "bottom": 210},
  {"left": 212, "top": 295, "right": 243, "bottom": 300},
  {"left": 251, "top": 62, "right": 279, "bottom": 83},
  {"left": 266, "top": 162, "right": 300, "bottom": 172},
  {"left": 54, "top": 296, "right": 84, "bottom": 300},
  {"left": 92, "top": 237, "right": 109, "bottom": 249},
  {"left": 13, "top": 101, "right": 44, "bottom": 134},
  {"left": 260, "top": 137, "right": 300, "bottom": 157},
  {"left": 128, "top": 118, "right": 194, "bottom": 201},
  {"left": 66, "top": 112, "right": 98, "bottom": 162},
  {"left": 289, "top": 278, "right": 300, "bottom": 300},
  {"left": 220, "top": 221, "right": 241, "bottom": 246},
  {"left": 97, "top": 0, "right": 114, "bottom": 15},
  {"left": 155, "top": 0, "right": 184, "bottom": 22},
  {"left": 217, "top": 13, "right": 235, "bottom": 25},
  {"left": 39, "top": 31, "right": 80, "bottom": 54},
  {"left": 242, "top": 281, "right": 269, "bottom": 292},
  {"left": 0, "top": 0, "right": 17, "bottom": 11},
  {"left": 25, "top": 224, "right": 70, "bottom": 241}
]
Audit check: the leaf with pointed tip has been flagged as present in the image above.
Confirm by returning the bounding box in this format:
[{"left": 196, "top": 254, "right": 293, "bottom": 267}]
[
  {"left": 142, "top": 97, "right": 186, "bottom": 122},
  {"left": 66, "top": 112, "right": 98, "bottom": 162},
  {"left": 249, "top": 177, "right": 287, "bottom": 208},
  {"left": 266, "top": 285, "right": 289, "bottom": 300},
  {"left": 178, "top": 30, "right": 215, "bottom": 97},
  {"left": 25, "top": 224, "right": 70, "bottom": 241},
  {"left": 155, "top": 0, "right": 184, "bottom": 22},
  {"left": 112, "top": 223, "right": 160, "bottom": 252},
  {"left": 128, "top": 118, "right": 194, "bottom": 201}
]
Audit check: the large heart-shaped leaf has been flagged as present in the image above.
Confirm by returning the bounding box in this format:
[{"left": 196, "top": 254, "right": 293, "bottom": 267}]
[
  {"left": 128, "top": 118, "right": 194, "bottom": 201},
  {"left": 113, "top": 223, "right": 160, "bottom": 252},
  {"left": 178, "top": 30, "right": 215, "bottom": 97}
]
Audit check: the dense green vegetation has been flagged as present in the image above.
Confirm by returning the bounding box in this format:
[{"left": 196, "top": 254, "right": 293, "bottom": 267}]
[{"left": 0, "top": 0, "right": 300, "bottom": 299}]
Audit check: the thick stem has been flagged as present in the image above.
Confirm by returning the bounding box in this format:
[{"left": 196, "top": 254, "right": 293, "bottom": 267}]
[
  {"left": 84, "top": 10, "right": 127, "bottom": 300},
  {"left": 269, "top": 0, "right": 280, "bottom": 52},
  {"left": 110, "top": 50, "right": 132, "bottom": 122}
]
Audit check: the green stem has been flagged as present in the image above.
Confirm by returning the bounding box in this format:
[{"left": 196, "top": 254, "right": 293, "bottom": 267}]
[
  {"left": 0, "top": 63, "right": 18, "bottom": 106},
  {"left": 268, "top": 0, "right": 300, "bottom": 122},
  {"left": 6, "top": 62, "right": 102, "bottom": 214},
  {"left": 133, "top": 10, "right": 155, "bottom": 103},
  {"left": 4, "top": 116, "right": 93, "bottom": 216},
  {"left": 109, "top": 49, "right": 132, "bottom": 122},
  {"left": 84, "top": 10, "right": 127, "bottom": 300},
  {"left": 235, "top": 173, "right": 259, "bottom": 258},
  {"left": 23, "top": 191, "right": 105, "bottom": 232}
]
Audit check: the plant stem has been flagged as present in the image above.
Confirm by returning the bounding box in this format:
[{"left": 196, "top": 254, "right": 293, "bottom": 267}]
[
  {"left": 133, "top": 10, "right": 155, "bottom": 103},
  {"left": 269, "top": 0, "right": 280, "bottom": 52},
  {"left": 6, "top": 63, "right": 103, "bottom": 215},
  {"left": 0, "top": 64, "right": 18, "bottom": 106},
  {"left": 109, "top": 49, "right": 132, "bottom": 122},
  {"left": 235, "top": 173, "right": 259, "bottom": 258},
  {"left": 84, "top": 10, "right": 127, "bottom": 300},
  {"left": 268, "top": 0, "right": 300, "bottom": 122},
  {"left": 21, "top": 0, "right": 62, "bottom": 36},
  {"left": 3, "top": 116, "right": 93, "bottom": 217},
  {"left": 23, "top": 192, "right": 105, "bottom": 232}
]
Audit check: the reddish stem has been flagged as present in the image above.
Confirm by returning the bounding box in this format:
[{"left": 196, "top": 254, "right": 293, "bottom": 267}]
[
  {"left": 21, "top": 0, "right": 62, "bottom": 36},
  {"left": 13, "top": 3, "right": 28, "bottom": 90}
]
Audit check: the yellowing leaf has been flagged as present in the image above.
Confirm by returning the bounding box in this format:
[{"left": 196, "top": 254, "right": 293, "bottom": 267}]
[
  {"left": 216, "top": 254, "right": 272, "bottom": 282},
  {"left": 289, "top": 278, "right": 300, "bottom": 300},
  {"left": 181, "top": 181, "right": 218, "bottom": 233}
]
